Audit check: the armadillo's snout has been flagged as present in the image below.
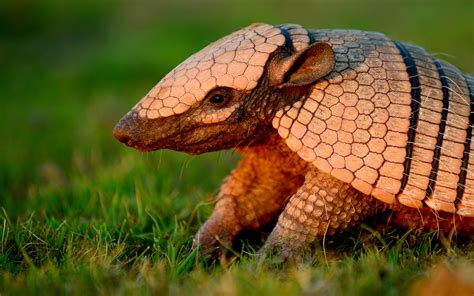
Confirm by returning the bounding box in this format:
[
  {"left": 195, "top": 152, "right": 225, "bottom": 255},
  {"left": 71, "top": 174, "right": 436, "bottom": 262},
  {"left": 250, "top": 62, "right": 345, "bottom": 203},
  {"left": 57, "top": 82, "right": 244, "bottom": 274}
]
[
  {"left": 113, "top": 125, "right": 130, "bottom": 144},
  {"left": 113, "top": 113, "right": 161, "bottom": 152},
  {"left": 113, "top": 116, "right": 134, "bottom": 146}
]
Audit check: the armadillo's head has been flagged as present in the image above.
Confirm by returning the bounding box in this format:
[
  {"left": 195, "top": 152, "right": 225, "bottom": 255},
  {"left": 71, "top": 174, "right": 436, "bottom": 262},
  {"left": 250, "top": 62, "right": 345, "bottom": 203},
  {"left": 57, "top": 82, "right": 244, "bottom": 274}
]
[{"left": 113, "top": 23, "right": 335, "bottom": 154}]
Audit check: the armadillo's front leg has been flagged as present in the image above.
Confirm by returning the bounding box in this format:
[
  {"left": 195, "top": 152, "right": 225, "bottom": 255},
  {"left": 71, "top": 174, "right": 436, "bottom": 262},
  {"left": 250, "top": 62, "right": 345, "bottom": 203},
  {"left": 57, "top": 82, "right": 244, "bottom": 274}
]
[
  {"left": 260, "top": 168, "right": 383, "bottom": 261},
  {"left": 195, "top": 137, "right": 307, "bottom": 258}
]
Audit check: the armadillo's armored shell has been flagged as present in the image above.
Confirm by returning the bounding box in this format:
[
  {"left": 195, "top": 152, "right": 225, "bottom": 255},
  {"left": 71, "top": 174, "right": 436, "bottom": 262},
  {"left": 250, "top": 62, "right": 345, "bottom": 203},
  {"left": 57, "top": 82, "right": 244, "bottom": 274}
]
[
  {"left": 132, "top": 23, "right": 285, "bottom": 120},
  {"left": 272, "top": 29, "right": 474, "bottom": 217}
]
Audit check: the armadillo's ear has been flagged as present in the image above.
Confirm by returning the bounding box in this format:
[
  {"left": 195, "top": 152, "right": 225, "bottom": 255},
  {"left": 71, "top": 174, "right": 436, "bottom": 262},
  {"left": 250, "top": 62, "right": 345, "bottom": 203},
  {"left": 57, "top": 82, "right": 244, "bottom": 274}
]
[{"left": 271, "top": 42, "right": 335, "bottom": 88}]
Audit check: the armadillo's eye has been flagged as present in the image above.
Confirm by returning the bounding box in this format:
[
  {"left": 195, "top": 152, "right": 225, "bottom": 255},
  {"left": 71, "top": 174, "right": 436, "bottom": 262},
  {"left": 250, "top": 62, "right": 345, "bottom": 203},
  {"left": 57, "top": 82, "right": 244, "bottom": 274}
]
[{"left": 209, "top": 94, "right": 225, "bottom": 105}]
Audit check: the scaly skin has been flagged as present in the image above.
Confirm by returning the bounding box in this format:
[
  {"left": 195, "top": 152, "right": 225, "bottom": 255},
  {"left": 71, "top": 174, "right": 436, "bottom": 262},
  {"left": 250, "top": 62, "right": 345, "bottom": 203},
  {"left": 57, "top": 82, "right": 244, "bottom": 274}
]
[
  {"left": 260, "top": 167, "right": 384, "bottom": 260},
  {"left": 196, "top": 134, "right": 473, "bottom": 259}
]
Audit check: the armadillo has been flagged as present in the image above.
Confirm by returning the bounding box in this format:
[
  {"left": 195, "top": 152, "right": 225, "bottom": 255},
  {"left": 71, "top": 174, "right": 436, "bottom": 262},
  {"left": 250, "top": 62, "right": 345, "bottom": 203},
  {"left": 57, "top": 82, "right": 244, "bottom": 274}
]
[{"left": 113, "top": 23, "right": 474, "bottom": 259}]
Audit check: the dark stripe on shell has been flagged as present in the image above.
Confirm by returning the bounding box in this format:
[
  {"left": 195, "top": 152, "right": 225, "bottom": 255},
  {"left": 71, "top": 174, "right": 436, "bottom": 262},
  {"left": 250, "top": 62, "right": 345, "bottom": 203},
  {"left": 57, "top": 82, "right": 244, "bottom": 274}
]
[
  {"left": 457, "top": 76, "right": 474, "bottom": 200},
  {"left": 394, "top": 41, "right": 422, "bottom": 193},
  {"left": 425, "top": 59, "right": 450, "bottom": 199}
]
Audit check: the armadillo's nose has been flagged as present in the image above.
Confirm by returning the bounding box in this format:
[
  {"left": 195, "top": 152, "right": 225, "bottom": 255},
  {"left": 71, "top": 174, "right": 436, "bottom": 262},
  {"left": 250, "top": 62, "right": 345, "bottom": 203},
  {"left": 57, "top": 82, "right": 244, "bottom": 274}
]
[
  {"left": 113, "top": 126, "right": 129, "bottom": 144},
  {"left": 113, "top": 112, "right": 167, "bottom": 152},
  {"left": 113, "top": 117, "right": 133, "bottom": 145}
]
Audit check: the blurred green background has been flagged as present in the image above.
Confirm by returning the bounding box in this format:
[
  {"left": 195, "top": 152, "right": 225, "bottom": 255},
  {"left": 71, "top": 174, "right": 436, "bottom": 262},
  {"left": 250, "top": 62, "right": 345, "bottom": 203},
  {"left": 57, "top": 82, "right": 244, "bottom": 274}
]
[{"left": 0, "top": 0, "right": 473, "bottom": 294}]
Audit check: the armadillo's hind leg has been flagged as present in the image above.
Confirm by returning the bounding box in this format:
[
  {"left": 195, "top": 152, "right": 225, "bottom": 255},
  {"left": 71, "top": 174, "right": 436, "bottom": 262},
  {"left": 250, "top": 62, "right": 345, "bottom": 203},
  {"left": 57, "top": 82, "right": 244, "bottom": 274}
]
[{"left": 258, "top": 168, "right": 381, "bottom": 262}]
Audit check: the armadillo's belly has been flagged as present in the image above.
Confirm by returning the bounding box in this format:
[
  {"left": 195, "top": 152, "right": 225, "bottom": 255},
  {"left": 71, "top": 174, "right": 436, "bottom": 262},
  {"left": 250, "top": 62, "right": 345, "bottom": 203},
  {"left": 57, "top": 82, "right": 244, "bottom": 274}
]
[{"left": 273, "top": 29, "right": 474, "bottom": 217}]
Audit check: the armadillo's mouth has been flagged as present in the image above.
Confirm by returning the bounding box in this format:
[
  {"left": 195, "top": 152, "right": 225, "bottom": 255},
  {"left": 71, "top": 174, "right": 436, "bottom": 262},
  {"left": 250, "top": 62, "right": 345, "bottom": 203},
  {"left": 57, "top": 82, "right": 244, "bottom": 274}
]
[
  {"left": 113, "top": 112, "right": 230, "bottom": 154},
  {"left": 113, "top": 129, "right": 155, "bottom": 152},
  {"left": 113, "top": 112, "right": 175, "bottom": 152},
  {"left": 113, "top": 108, "right": 268, "bottom": 155},
  {"left": 115, "top": 129, "right": 239, "bottom": 155}
]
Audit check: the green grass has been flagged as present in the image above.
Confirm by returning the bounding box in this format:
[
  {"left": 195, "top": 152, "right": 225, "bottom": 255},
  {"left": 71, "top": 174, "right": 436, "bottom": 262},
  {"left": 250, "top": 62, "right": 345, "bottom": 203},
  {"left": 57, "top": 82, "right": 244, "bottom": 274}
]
[{"left": 1, "top": 0, "right": 473, "bottom": 294}]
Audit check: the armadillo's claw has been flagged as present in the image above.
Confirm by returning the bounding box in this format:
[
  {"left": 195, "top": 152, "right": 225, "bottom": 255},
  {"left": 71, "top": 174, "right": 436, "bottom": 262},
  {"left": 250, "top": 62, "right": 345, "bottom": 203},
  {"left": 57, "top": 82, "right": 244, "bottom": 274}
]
[
  {"left": 193, "top": 222, "right": 237, "bottom": 262},
  {"left": 256, "top": 228, "right": 310, "bottom": 265}
]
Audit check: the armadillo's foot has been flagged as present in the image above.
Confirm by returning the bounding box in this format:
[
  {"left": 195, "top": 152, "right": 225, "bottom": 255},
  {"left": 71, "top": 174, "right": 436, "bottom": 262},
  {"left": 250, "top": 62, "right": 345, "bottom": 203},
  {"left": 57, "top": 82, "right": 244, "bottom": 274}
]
[
  {"left": 258, "top": 169, "right": 379, "bottom": 262},
  {"left": 193, "top": 196, "right": 244, "bottom": 260},
  {"left": 257, "top": 225, "right": 311, "bottom": 264},
  {"left": 193, "top": 223, "right": 235, "bottom": 260}
]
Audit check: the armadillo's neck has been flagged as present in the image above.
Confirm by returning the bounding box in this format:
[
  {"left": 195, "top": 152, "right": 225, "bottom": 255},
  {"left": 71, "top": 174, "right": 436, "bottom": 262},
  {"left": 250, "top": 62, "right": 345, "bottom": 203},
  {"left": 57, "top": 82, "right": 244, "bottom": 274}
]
[{"left": 237, "top": 131, "right": 309, "bottom": 170}]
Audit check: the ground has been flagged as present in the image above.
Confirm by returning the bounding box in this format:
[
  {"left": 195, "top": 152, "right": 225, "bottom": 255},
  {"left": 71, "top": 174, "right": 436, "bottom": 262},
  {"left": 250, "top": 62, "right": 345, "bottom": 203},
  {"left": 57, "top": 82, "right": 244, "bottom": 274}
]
[{"left": 0, "top": 0, "right": 473, "bottom": 295}]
